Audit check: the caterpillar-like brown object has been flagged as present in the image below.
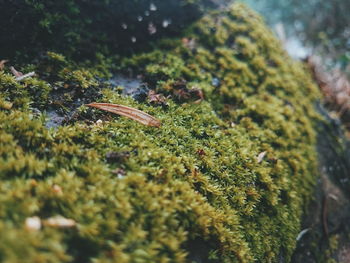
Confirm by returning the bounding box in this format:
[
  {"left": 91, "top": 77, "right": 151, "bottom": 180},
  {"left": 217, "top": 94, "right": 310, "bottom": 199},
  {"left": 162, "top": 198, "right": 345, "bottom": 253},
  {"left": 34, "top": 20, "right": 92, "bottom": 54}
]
[{"left": 86, "top": 103, "right": 161, "bottom": 128}]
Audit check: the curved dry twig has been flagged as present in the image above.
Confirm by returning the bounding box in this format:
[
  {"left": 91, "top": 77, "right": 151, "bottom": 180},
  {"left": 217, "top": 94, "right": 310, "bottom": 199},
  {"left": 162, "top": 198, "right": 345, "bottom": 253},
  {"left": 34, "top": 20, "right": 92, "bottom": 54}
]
[{"left": 86, "top": 103, "right": 161, "bottom": 128}]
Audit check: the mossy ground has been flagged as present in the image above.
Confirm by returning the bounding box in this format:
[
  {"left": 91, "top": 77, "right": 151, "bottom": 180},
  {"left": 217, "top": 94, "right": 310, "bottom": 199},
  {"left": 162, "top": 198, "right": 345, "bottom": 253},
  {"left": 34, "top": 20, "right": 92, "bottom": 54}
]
[{"left": 0, "top": 3, "right": 321, "bottom": 263}]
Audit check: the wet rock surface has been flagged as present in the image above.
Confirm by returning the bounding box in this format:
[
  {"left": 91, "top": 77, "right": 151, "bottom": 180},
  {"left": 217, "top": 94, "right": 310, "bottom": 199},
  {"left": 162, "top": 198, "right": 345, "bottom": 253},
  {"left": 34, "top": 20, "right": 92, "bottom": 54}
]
[
  {"left": 44, "top": 83, "right": 104, "bottom": 128},
  {"left": 292, "top": 103, "right": 350, "bottom": 263},
  {"left": 0, "top": 0, "right": 230, "bottom": 59}
]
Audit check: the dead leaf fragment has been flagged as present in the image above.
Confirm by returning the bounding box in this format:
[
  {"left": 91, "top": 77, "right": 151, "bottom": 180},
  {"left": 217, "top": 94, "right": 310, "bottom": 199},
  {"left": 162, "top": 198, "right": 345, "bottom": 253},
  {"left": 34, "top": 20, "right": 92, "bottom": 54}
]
[
  {"left": 44, "top": 216, "right": 76, "bottom": 228},
  {"left": 148, "top": 90, "right": 167, "bottom": 106},
  {"left": 86, "top": 103, "right": 161, "bottom": 127},
  {"left": 257, "top": 151, "right": 267, "bottom": 163},
  {"left": 0, "top": 60, "right": 8, "bottom": 70}
]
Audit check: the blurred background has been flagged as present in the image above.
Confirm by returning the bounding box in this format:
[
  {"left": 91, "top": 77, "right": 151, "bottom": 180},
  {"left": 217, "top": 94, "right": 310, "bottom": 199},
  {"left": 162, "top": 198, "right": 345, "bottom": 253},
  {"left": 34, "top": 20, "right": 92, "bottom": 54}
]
[
  {"left": 240, "top": 0, "right": 350, "bottom": 72},
  {"left": 240, "top": 0, "right": 350, "bottom": 133}
]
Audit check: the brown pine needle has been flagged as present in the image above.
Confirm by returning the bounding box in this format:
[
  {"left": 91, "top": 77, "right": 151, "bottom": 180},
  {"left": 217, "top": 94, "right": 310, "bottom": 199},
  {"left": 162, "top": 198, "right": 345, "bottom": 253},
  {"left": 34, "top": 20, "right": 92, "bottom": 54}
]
[{"left": 86, "top": 103, "right": 161, "bottom": 127}]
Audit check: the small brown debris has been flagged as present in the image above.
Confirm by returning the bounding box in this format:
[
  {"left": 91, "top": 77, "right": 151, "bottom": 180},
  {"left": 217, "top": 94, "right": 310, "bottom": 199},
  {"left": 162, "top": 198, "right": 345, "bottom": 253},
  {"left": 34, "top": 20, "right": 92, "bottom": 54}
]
[
  {"left": 0, "top": 60, "right": 8, "bottom": 70},
  {"left": 86, "top": 103, "right": 161, "bottom": 127},
  {"left": 10, "top": 66, "right": 23, "bottom": 77},
  {"left": 44, "top": 216, "right": 76, "bottom": 228},
  {"left": 25, "top": 216, "right": 42, "bottom": 231},
  {"left": 148, "top": 90, "right": 167, "bottom": 106},
  {"left": 105, "top": 151, "right": 130, "bottom": 163},
  {"left": 189, "top": 87, "right": 204, "bottom": 103},
  {"left": 196, "top": 149, "right": 206, "bottom": 157},
  {"left": 257, "top": 151, "right": 267, "bottom": 163},
  {"left": 172, "top": 80, "right": 204, "bottom": 103},
  {"left": 9, "top": 66, "right": 35, "bottom": 81},
  {"left": 30, "top": 179, "right": 38, "bottom": 187},
  {"left": 182, "top": 38, "right": 196, "bottom": 50},
  {"left": 111, "top": 168, "right": 126, "bottom": 178}
]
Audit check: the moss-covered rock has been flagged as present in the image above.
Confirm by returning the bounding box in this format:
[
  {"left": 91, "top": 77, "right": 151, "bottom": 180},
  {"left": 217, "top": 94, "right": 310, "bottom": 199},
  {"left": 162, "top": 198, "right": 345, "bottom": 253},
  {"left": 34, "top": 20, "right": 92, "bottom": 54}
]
[{"left": 0, "top": 3, "right": 321, "bottom": 263}]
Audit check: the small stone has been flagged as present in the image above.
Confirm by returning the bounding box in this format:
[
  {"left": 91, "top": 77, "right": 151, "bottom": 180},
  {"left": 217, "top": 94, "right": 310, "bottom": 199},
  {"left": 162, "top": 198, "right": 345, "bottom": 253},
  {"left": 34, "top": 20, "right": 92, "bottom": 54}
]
[
  {"left": 211, "top": 77, "right": 220, "bottom": 87},
  {"left": 25, "top": 216, "right": 41, "bottom": 231},
  {"left": 52, "top": 184, "right": 63, "bottom": 195}
]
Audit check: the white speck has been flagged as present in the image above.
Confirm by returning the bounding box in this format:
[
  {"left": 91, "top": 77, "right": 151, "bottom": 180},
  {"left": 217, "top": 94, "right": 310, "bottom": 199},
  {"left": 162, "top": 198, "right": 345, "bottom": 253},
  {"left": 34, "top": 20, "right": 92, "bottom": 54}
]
[
  {"left": 148, "top": 22, "right": 157, "bottom": 35},
  {"left": 162, "top": 19, "right": 171, "bottom": 28},
  {"left": 131, "top": 36, "right": 137, "bottom": 43},
  {"left": 26, "top": 216, "right": 41, "bottom": 231},
  {"left": 256, "top": 151, "right": 267, "bottom": 163},
  {"left": 150, "top": 3, "right": 157, "bottom": 11},
  {"left": 145, "top": 10, "right": 150, "bottom": 16},
  {"left": 296, "top": 228, "right": 310, "bottom": 241},
  {"left": 137, "top": 15, "right": 143, "bottom": 22},
  {"left": 121, "top": 23, "right": 127, "bottom": 29},
  {"left": 96, "top": 119, "right": 103, "bottom": 126}
]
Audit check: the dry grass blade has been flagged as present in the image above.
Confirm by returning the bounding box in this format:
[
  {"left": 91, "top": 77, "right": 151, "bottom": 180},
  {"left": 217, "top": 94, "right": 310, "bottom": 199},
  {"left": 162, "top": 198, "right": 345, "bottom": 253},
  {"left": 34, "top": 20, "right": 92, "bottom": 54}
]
[
  {"left": 16, "top": 71, "right": 35, "bottom": 81},
  {"left": 10, "top": 66, "right": 23, "bottom": 77},
  {"left": 86, "top": 103, "right": 161, "bottom": 127}
]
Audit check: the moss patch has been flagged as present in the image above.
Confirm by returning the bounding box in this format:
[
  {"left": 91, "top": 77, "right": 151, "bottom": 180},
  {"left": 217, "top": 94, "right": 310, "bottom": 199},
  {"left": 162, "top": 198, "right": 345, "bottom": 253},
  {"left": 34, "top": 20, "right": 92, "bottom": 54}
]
[{"left": 0, "top": 3, "right": 320, "bottom": 263}]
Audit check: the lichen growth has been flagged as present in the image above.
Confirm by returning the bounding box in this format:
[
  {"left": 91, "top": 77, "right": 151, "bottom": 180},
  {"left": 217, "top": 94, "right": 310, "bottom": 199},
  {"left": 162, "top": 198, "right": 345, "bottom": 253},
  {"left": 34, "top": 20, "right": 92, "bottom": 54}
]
[{"left": 0, "top": 3, "right": 320, "bottom": 263}]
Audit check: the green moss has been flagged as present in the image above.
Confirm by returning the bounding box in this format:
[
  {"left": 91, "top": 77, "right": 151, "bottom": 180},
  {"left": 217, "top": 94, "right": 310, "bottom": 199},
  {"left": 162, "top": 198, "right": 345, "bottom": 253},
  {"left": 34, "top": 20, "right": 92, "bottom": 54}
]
[{"left": 0, "top": 3, "right": 320, "bottom": 263}]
